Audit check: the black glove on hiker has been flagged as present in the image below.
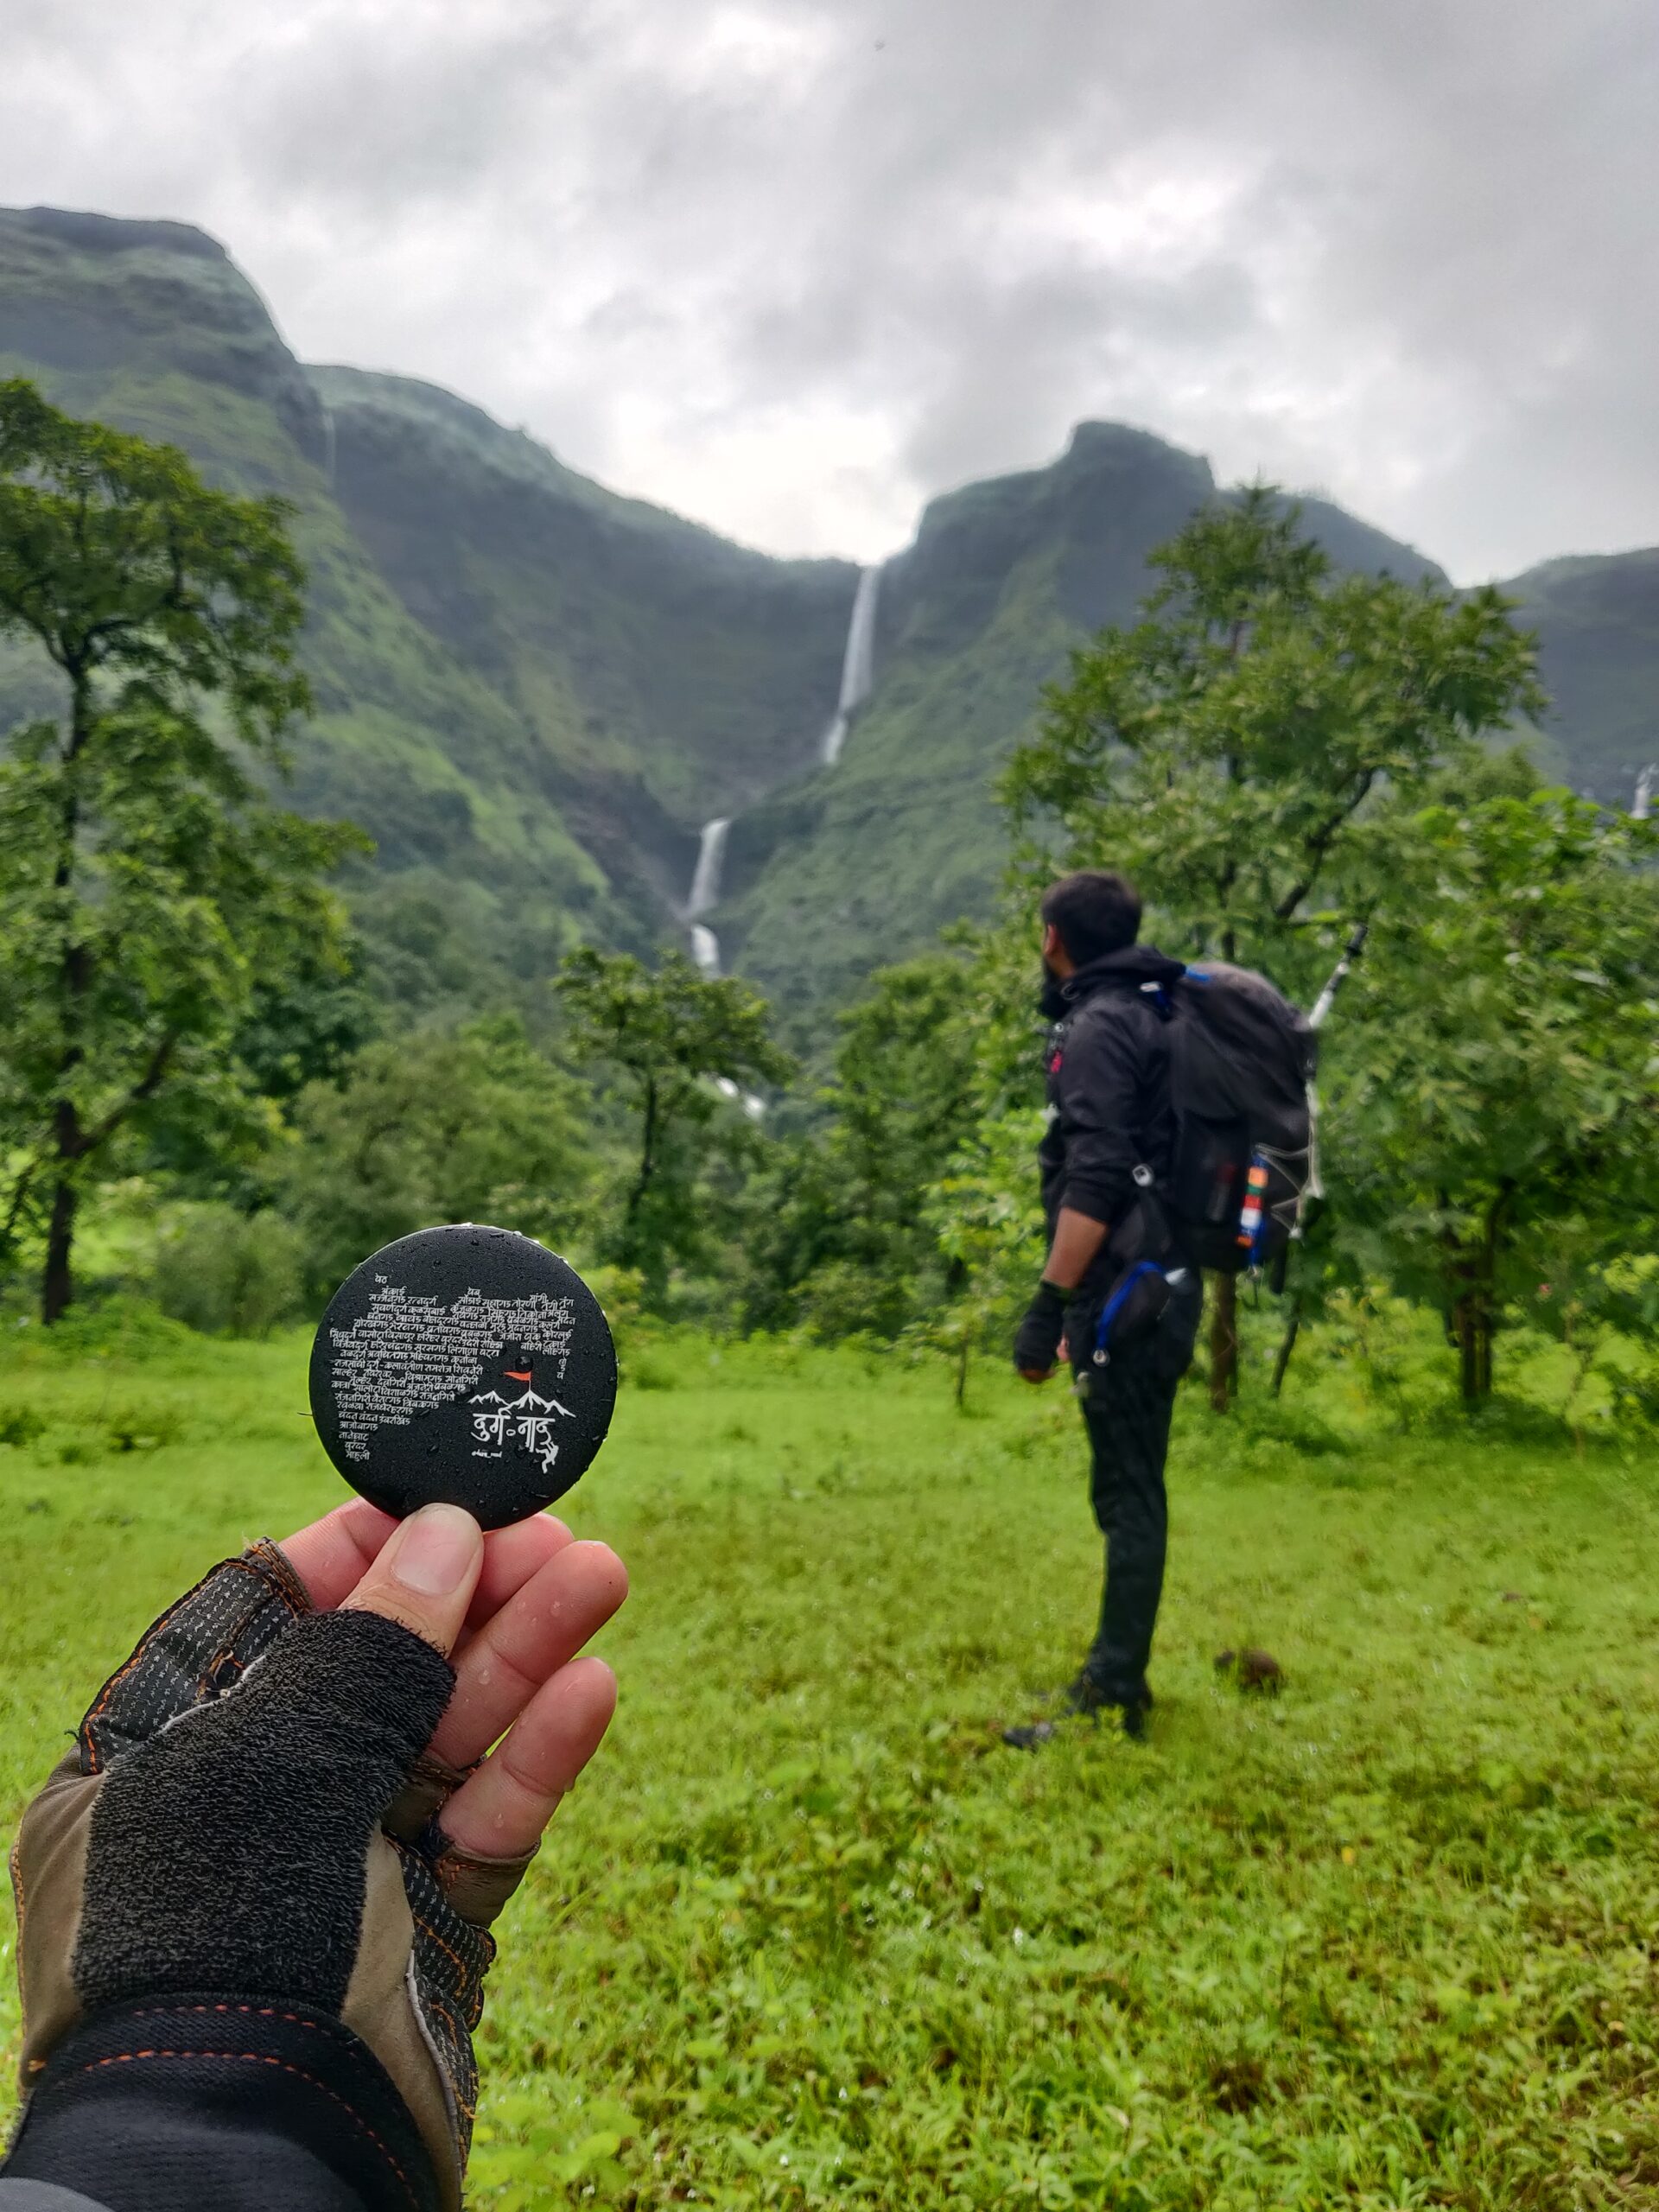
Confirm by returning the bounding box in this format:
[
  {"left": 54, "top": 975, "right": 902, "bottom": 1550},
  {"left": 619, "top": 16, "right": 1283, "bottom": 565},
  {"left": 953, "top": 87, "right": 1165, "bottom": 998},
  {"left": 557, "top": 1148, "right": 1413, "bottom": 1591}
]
[
  {"left": 6, "top": 1541, "right": 532, "bottom": 2212},
  {"left": 1014, "top": 1280, "right": 1071, "bottom": 1375}
]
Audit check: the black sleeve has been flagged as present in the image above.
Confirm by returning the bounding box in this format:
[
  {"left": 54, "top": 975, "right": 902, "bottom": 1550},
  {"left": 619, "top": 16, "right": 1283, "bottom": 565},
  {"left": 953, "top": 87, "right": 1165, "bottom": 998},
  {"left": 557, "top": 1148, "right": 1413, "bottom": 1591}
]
[
  {"left": 1054, "top": 1005, "right": 1144, "bottom": 1228},
  {"left": 0, "top": 1997, "right": 441, "bottom": 2212}
]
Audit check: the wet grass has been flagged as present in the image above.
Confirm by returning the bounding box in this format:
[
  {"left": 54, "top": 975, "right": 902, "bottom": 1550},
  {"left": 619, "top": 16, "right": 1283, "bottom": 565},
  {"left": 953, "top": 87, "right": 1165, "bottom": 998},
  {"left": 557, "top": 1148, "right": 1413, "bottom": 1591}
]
[{"left": 3, "top": 1316, "right": 1658, "bottom": 2208}]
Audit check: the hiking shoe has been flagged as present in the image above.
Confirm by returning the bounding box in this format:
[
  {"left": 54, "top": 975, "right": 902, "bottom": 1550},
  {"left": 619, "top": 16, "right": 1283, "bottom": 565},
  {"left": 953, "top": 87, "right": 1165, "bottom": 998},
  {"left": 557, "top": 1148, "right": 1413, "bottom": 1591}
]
[
  {"left": 1002, "top": 1681, "right": 1151, "bottom": 1748},
  {"left": 1058, "top": 1672, "right": 1113, "bottom": 1716},
  {"left": 1060, "top": 1672, "right": 1152, "bottom": 1719}
]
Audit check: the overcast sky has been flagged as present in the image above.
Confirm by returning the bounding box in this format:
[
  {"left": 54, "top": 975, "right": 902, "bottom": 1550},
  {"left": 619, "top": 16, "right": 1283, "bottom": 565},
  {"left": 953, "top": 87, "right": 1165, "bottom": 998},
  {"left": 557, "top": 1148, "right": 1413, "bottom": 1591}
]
[{"left": 3, "top": 0, "right": 1656, "bottom": 579}]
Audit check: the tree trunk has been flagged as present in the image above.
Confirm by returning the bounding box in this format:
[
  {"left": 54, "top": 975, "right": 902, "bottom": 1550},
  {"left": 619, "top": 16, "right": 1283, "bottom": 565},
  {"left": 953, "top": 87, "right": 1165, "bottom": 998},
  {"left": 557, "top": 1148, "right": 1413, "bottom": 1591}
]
[
  {"left": 41, "top": 1175, "right": 77, "bottom": 1325},
  {"left": 1208, "top": 1270, "right": 1238, "bottom": 1410},
  {"left": 1448, "top": 1186, "right": 1512, "bottom": 1406},
  {"left": 1451, "top": 1274, "right": 1496, "bottom": 1404},
  {"left": 1269, "top": 1294, "right": 1301, "bottom": 1398},
  {"left": 1453, "top": 1293, "right": 1480, "bottom": 1404},
  {"left": 41, "top": 671, "right": 92, "bottom": 1325},
  {"left": 625, "top": 1075, "right": 659, "bottom": 1228}
]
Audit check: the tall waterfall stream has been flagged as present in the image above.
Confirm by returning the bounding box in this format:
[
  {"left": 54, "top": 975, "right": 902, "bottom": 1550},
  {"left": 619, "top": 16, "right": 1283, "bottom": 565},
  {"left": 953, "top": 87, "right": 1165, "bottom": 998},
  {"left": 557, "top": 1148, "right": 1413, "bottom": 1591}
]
[
  {"left": 822, "top": 563, "right": 880, "bottom": 766},
  {"left": 680, "top": 562, "right": 881, "bottom": 994},
  {"left": 686, "top": 816, "right": 731, "bottom": 976}
]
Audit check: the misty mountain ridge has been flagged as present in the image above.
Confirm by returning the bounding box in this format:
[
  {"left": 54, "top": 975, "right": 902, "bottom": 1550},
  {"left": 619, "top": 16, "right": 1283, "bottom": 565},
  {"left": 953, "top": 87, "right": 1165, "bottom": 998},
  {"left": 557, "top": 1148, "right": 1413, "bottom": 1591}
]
[{"left": 2, "top": 202, "right": 1653, "bottom": 1019}]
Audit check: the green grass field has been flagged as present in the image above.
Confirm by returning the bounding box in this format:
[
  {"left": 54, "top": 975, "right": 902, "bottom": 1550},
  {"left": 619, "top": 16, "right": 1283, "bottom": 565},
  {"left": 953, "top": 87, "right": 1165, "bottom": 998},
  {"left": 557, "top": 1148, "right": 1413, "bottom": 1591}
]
[{"left": 3, "top": 1313, "right": 1657, "bottom": 2209}]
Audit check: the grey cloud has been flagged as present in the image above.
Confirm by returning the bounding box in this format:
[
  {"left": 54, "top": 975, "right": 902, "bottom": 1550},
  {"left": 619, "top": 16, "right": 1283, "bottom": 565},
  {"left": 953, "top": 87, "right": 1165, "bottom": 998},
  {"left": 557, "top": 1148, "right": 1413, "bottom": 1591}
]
[{"left": 0, "top": 0, "right": 1656, "bottom": 576}]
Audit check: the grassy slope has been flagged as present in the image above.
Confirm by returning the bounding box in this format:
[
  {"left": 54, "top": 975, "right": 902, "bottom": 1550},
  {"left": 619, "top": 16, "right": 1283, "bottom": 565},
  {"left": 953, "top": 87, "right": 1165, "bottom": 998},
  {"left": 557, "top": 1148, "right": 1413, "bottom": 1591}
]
[{"left": 3, "top": 1317, "right": 1656, "bottom": 2209}]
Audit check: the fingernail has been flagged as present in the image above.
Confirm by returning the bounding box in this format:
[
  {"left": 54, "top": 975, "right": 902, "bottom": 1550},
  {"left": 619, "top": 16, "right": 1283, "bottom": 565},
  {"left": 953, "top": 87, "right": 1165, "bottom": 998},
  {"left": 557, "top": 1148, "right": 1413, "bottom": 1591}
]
[{"left": 386, "top": 1504, "right": 480, "bottom": 1596}]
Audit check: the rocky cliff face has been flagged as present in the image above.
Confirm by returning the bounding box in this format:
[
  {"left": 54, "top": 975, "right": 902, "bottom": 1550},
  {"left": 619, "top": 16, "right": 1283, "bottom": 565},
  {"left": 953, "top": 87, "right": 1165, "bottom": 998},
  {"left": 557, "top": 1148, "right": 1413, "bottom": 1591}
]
[
  {"left": 0, "top": 206, "right": 328, "bottom": 469},
  {"left": 2, "top": 205, "right": 1650, "bottom": 1025}
]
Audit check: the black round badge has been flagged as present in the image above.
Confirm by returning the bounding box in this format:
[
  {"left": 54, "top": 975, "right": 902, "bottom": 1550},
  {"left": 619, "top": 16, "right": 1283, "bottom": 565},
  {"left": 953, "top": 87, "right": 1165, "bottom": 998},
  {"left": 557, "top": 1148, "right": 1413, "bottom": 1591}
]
[{"left": 309, "top": 1226, "right": 618, "bottom": 1529}]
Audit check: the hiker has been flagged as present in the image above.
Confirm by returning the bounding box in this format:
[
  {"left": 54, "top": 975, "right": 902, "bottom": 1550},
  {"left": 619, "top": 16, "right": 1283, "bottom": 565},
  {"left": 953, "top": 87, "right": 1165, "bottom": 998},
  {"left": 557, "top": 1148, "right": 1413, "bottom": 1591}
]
[
  {"left": 1007, "top": 868, "right": 1203, "bottom": 1744},
  {"left": 0, "top": 1500, "right": 627, "bottom": 2212}
]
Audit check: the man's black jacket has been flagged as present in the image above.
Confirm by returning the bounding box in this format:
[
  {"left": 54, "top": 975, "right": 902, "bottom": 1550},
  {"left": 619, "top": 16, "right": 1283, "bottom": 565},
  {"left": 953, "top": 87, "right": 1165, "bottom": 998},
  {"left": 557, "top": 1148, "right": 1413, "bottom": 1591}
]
[{"left": 1038, "top": 944, "right": 1185, "bottom": 1302}]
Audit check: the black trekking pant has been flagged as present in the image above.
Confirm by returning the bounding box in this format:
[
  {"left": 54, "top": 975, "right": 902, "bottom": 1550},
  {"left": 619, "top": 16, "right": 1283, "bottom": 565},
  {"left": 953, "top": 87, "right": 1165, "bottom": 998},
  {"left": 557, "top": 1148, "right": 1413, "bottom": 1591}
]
[{"left": 1071, "top": 1270, "right": 1203, "bottom": 1702}]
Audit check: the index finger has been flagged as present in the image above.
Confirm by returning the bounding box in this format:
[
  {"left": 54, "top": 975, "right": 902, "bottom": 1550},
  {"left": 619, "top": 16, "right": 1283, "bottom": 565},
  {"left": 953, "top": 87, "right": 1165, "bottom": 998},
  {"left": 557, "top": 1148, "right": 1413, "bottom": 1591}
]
[
  {"left": 280, "top": 1499, "right": 399, "bottom": 1609},
  {"left": 282, "top": 1503, "right": 572, "bottom": 1619}
]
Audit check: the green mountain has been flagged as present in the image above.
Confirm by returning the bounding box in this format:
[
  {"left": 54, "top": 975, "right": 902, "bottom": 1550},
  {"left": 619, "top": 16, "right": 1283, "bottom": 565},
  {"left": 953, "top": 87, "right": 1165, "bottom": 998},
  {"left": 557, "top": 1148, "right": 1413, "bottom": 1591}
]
[
  {"left": 3, "top": 204, "right": 1653, "bottom": 1028},
  {"left": 0, "top": 205, "right": 854, "bottom": 1013},
  {"left": 1503, "top": 550, "right": 1659, "bottom": 800},
  {"left": 308, "top": 365, "right": 855, "bottom": 912},
  {"left": 718, "top": 429, "right": 1446, "bottom": 1009}
]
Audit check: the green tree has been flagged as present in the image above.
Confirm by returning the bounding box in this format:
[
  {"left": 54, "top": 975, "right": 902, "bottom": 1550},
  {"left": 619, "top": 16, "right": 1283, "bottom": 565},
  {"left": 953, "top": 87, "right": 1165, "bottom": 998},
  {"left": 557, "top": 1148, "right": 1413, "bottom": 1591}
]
[
  {"left": 282, "top": 1015, "right": 592, "bottom": 1300},
  {"left": 1002, "top": 487, "right": 1543, "bottom": 1403},
  {"left": 555, "top": 947, "right": 793, "bottom": 1296},
  {"left": 744, "top": 958, "right": 979, "bottom": 1338},
  {"left": 0, "top": 381, "right": 358, "bottom": 1319},
  {"left": 922, "top": 1106, "right": 1048, "bottom": 1404},
  {"left": 153, "top": 1204, "right": 308, "bottom": 1338},
  {"left": 1325, "top": 790, "right": 1659, "bottom": 1402}
]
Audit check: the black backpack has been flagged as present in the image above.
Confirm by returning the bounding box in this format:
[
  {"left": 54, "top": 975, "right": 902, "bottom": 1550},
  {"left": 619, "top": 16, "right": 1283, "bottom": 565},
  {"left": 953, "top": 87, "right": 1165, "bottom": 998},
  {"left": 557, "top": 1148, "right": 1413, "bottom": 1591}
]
[{"left": 1163, "top": 963, "right": 1317, "bottom": 1274}]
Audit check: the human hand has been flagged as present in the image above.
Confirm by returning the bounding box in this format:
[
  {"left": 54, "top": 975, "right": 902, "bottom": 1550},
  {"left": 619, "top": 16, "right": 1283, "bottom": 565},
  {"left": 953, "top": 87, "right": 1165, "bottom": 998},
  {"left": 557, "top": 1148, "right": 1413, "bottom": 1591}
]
[
  {"left": 7, "top": 1504, "right": 626, "bottom": 2212},
  {"left": 1014, "top": 1281, "right": 1071, "bottom": 1382},
  {"left": 282, "top": 1497, "right": 626, "bottom": 1873}
]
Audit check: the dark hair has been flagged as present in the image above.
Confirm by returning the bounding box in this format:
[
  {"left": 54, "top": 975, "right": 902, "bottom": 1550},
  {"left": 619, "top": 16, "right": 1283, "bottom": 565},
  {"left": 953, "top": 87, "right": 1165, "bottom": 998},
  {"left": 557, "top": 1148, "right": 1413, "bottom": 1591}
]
[{"left": 1040, "top": 869, "right": 1142, "bottom": 965}]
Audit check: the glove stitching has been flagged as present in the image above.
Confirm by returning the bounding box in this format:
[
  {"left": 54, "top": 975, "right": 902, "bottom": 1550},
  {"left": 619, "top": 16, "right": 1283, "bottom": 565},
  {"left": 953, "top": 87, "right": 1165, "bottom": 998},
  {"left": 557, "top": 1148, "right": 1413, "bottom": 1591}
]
[
  {"left": 82, "top": 1555, "right": 299, "bottom": 1774},
  {"left": 71, "top": 2048, "right": 423, "bottom": 2212},
  {"left": 246, "top": 1536, "right": 315, "bottom": 1616},
  {"left": 10, "top": 1834, "right": 29, "bottom": 1966},
  {"left": 86, "top": 1568, "right": 249, "bottom": 1760},
  {"left": 407, "top": 1910, "right": 474, "bottom": 1989},
  {"left": 416, "top": 1993, "right": 474, "bottom": 2120},
  {"left": 124, "top": 2002, "right": 329, "bottom": 2031}
]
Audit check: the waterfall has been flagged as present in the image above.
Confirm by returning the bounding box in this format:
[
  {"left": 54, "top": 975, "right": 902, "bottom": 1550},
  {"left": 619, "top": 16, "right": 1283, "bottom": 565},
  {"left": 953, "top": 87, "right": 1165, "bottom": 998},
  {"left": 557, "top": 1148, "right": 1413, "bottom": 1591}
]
[
  {"left": 1636, "top": 763, "right": 1656, "bottom": 821},
  {"left": 320, "top": 404, "right": 337, "bottom": 488},
  {"left": 688, "top": 817, "right": 729, "bottom": 916},
  {"left": 822, "top": 564, "right": 881, "bottom": 766},
  {"left": 686, "top": 816, "right": 730, "bottom": 976}
]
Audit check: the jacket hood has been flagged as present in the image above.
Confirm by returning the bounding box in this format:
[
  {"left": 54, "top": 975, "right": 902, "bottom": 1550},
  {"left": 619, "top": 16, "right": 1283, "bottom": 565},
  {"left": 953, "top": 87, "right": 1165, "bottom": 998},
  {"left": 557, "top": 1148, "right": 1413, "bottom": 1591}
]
[{"left": 1039, "top": 943, "right": 1185, "bottom": 1020}]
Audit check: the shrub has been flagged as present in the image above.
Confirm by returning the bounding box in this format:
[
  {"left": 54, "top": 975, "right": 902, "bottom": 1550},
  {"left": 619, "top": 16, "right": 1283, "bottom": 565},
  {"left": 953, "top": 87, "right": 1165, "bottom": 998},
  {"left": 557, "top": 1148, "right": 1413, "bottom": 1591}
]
[
  {"left": 22, "top": 1295, "right": 195, "bottom": 1360},
  {"left": 154, "top": 1206, "right": 306, "bottom": 1338}
]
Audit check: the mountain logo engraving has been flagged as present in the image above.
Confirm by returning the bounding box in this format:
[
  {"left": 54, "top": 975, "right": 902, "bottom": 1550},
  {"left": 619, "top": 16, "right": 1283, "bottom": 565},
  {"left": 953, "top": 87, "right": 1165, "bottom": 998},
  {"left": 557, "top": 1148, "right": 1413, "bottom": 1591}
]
[{"left": 469, "top": 1376, "right": 575, "bottom": 1473}]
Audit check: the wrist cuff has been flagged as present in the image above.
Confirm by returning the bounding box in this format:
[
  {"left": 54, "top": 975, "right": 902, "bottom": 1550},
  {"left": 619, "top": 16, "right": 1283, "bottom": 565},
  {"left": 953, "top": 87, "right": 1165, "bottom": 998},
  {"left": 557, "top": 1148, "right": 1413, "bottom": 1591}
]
[{"left": 4, "top": 1998, "right": 442, "bottom": 2212}]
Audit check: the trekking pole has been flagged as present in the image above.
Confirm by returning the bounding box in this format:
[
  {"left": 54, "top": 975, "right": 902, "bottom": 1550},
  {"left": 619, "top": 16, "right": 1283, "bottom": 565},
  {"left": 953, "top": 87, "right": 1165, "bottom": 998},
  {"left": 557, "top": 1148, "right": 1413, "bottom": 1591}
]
[
  {"left": 1269, "top": 920, "right": 1369, "bottom": 1392},
  {"left": 1296, "top": 919, "right": 1369, "bottom": 1223},
  {"left": 1308, "top": 920, "right": 1369, "bottom": 1033}
]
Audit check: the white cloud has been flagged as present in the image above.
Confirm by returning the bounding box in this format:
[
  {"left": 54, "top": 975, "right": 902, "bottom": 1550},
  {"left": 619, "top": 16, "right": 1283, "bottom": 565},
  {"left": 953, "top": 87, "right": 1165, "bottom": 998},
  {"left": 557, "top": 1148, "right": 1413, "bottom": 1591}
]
[{"left": 1, "top": 0, "right": 1656, "bottom": 578}]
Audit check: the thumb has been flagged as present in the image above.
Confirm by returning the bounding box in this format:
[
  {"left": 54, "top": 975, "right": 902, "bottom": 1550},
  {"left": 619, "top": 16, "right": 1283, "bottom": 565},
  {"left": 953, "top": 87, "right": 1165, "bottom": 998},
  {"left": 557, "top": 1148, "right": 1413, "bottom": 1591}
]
[{"left": 340, "top": 1503, "right": 485, "bottom": 1657}]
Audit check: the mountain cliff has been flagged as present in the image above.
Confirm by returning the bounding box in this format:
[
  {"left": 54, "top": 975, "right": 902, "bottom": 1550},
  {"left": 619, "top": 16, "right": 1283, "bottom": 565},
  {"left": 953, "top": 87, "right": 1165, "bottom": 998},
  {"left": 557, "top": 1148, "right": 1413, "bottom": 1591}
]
[{"left": 2, "top": 205, "right": 1652, "bottom": 1023}]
